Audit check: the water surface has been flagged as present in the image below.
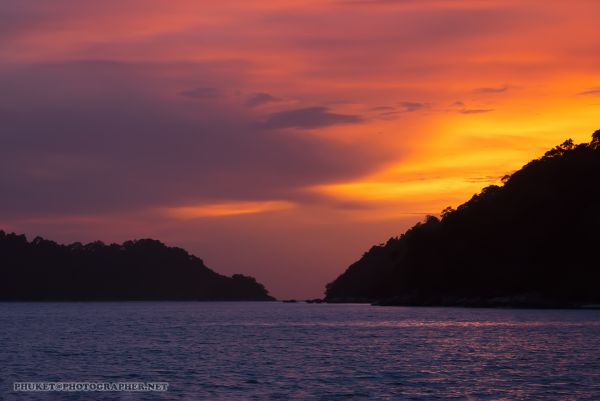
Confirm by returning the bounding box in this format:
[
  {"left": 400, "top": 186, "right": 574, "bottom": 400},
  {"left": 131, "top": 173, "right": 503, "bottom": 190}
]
[{"left": 1, "top": 302, "right": 599, "bottom": 400}]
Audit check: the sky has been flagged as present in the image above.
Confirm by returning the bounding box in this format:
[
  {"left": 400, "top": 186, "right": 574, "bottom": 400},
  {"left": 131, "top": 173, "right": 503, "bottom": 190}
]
[{"left": 1, "top": 0, "right": 600, "bottom": 299}]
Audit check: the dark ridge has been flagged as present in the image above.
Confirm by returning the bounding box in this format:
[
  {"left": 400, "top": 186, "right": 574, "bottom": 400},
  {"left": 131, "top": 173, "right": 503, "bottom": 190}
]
[
  {"left": 0, "top": 234, "right": 274, "bottom": 301},
  {"left": 325, "top": 130, "right": 600, "bottom": 308}
]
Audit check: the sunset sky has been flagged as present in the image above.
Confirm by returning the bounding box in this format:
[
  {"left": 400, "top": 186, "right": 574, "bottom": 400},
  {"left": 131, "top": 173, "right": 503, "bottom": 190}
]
[{"left": 2, "top": 0, "right": 600, "bottom": 298}]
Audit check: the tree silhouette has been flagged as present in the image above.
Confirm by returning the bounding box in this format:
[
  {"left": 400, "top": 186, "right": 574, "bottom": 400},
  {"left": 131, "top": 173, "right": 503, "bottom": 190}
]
[
  {"left": 0, "top": 234, "right": 274, "bottom": 301},
  {"left": 592, "top": 129, "right": 600, "bottom": 149},
  {"left": 325, "top": 130, "right": 600, "bottom": 307}
]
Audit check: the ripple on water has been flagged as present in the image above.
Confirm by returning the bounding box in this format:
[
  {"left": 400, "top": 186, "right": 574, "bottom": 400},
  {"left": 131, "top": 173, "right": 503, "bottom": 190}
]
[{"left": 0, "top": 302, "right": 599, "bottom": 400}]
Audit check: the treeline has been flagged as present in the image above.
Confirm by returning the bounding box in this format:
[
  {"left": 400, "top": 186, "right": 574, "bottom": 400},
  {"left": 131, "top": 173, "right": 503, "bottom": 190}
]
[
  {"left": 325, "top": 130, "right": 600, "bottom": 307},
  {"left": 0, "top": 234, "right": 274, "bottom": 301}
]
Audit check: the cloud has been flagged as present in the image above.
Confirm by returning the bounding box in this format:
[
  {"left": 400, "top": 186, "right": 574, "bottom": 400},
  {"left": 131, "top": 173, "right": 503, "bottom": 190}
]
[
  {"left": 464, "top": 176, "right": 501, "bottom": 183},
  {"left": 178, "top": 87, "right": 220, "bottom": 99},
  {"left": 246, "top": 92, "right": 281, "bottom": 107},
  {"left": 459, "top": 108, "right": 494, "bottom": 114},
  {"left": 578, "top": 88, "right": 600, "bottom": 96},
  {"left": 474, "top": 85, "right": 509, "bottom": 94},
  {"left": 399, "top": 101, "right": 428, "bottom": 112},
  {"left": 451, "top": 101, "right": 493, "bottom": 114},
  {"left": 259, "top": 107, "right": 363, "bottom": 130},
  {"left": 165, "top": 200, "right": 295, "bottom": 218},
  {"left": 370, "top": 106, "right": 396, "bottom": 111},
  {"left": 0, "top": 61, "right": 388, "bottom": 219}
]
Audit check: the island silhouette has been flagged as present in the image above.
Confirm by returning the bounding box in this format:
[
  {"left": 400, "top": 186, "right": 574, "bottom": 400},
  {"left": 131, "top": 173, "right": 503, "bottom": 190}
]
[
  {"left": 0, "top": 235, "right": 274, "bottom": 301},
  {"left": 2, "top": 131, "right": 599, "bottom": 306},
  {"left": 325, "top": 130, "right": 600, "bottom": 308}
]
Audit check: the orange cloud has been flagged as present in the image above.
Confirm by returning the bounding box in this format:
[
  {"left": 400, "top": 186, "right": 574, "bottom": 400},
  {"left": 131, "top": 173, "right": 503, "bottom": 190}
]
[{"left": 165, "top": 201, "right": 295, "bottom": 219}]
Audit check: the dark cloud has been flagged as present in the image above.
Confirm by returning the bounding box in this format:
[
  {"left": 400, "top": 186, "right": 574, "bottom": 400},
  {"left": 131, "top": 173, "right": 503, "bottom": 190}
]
[
  {"left": 246, "top": 92, "right": 280, "bottom": 107},
  {"left": 379, "top": 111, "right": 401, "bottom": 119},
  {"left": 399, "top": 101, "right": 427, "bottom": 112},
  {"left": 259, "top": 107, "right": 363, "bottom": 130},
  {"left": 450, "top": 101, "right": 493, "bottom": 114},
  {"left": 0, "top": 61, "right": 388, "bottom": 218},
  {"left": 370, "top": 106, "right": 396, "bottom": 111},
  {"left": 178, "top": 87, "right": 220, "bottom": 99},
  {"left": 459, "top": 108, "right": 494, "bottom": 114},
  {"left": 464, "top": 176, "right": 500, "bottom": 184},
  {"left": 369, "top": 102, "right": 428, "bottom": 120},
  {"left": 578, "top": 88, "right": 600, "bottom": 96},
  {"left": 474, "top": 85, "right": 509, "bottom": 94},
  {"left": 369, "top": 105, "right": 401, "bottom": 120}
]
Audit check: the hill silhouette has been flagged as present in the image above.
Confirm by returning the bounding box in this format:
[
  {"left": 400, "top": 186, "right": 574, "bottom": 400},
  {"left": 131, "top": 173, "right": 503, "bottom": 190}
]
[
  {"left": 325, "top": 130, "right": 600, "bottom": 307},
  {"left": 0, "top": 234, "right": 274, "bottom": 301}
]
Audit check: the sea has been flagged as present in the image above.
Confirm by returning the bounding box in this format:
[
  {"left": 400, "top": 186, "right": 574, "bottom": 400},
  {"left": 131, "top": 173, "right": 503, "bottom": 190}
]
[{"left": 1, "top": 302, "right": 599, "bottom": 400}]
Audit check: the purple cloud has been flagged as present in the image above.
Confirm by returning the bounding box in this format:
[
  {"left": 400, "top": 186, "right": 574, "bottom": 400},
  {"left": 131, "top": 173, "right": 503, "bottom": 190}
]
[
  {"left": 579, "top": 88, "right": 600, "bottom": 96},
  {"left": 0, "top": 61, "right": 388, "bottom": 219},
  {"left": 459, "top": 108, "right": 494, "bottom": 114},
  {"left": 259, "top": 107, "right": 363, "bottom": 130},
  {"left": 246, "top": 92, "right": 281, "bottom": 107},
  {"left": 399, "top": 101, "right": 428, "bottom": 112},
  {"left": 474, "top": 85, "right": 509, "bottom": 94}
]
